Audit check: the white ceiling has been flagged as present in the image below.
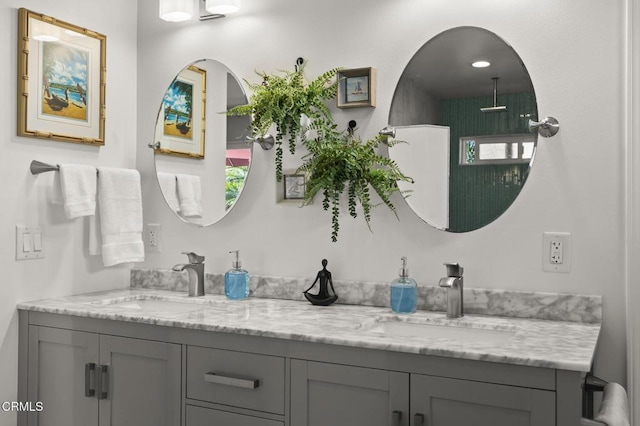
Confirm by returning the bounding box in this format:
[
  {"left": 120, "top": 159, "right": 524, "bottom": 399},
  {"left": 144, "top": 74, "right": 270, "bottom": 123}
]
[{"left": 400, "top": 26, "right": 534, "bottom": 99}]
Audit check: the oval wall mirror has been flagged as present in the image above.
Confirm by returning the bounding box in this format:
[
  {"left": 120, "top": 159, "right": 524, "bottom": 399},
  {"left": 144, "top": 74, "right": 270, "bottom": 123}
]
[
  {"left": 153, "top": 59, "right": 251, "bottom": 226},
  {"left": 389, "top": 27, "right": 537, "bottom": 232}
]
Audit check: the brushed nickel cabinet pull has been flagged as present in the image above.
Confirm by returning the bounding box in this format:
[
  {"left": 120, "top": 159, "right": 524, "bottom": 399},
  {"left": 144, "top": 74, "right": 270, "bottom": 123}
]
[
  {"left": 96, "top": 364, "right": 109, "bottom": 400},
  {"left": 204, "top": 372, "right": 260, "bottom": 389},
  {"left": 84, "top": 363, "right": 96, "bottom": 397},
  {"left": 392, "top": 410, "right": 402, "bottom": 426}
]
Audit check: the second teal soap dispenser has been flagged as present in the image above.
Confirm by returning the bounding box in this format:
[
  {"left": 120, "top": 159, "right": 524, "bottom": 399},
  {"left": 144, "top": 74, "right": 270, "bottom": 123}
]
[
  {"left": 225, "top": 250, "right": 249, "bottom": 300},
  {"left": 390, "top": 256, "right": 417, "bottom": 314}
]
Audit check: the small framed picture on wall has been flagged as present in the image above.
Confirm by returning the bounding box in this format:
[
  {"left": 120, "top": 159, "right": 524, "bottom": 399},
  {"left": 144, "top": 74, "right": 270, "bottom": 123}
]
[
  {"left": 284, "top": 174, "right": 306, "bottom": 200},
  {"left": 337, "top": 67, "right": 377, "bottom": 109}
]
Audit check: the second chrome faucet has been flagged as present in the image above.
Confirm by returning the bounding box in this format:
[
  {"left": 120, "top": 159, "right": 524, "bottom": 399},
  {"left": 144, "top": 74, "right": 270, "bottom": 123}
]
[
  {"left": 173, "top": 252, "right": 205, "bottom": 297},
  {"left": 438, "top": 262, "right": 464, "bottom": 318}
]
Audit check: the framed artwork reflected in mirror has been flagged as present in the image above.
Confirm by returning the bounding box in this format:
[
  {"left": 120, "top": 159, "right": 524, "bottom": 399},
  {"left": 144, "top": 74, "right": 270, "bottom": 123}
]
[{"left": 155, "top": 65, "right": 207, "bottom": 159}]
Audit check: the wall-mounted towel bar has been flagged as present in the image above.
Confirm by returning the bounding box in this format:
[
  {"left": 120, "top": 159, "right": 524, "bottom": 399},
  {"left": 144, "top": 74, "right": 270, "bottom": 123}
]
[
  {"left": 30, "top": 160, "right": 103, "bottom": 175},
  {"left": 30, "top": 160, "right": 60, "bottom": 175}
]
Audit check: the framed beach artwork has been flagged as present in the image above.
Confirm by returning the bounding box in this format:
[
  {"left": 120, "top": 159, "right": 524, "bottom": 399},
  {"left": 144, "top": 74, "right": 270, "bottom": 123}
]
[
  {"left": 154, "top": 65, "right": 207, "bottom": 159},
  {"left": 17, "top": 8, "right": 106, "bottom": 145},
  {"left": 337, "top": 67, "right": 377, "bottom": 109}
]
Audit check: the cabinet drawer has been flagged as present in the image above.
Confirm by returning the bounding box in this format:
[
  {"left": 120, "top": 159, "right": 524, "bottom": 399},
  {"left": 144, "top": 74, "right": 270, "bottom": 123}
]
[
  {"left": 186, "top": 405, "right": 283, "bottom": 426},
  {"left": 186, "top": 346, "right": 285, "bottom": 414}
]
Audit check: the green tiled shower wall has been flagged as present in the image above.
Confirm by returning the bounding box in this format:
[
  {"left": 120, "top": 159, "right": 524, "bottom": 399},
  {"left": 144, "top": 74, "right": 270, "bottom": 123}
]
[{"left": 441, "top": 93, "right": 536, "bottom": 232}]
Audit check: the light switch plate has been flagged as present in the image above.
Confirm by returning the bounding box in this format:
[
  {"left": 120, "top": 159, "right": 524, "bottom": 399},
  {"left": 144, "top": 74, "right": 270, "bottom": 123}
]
[{"left": 16, "top": 225, "right": 45, "bottom": 260}]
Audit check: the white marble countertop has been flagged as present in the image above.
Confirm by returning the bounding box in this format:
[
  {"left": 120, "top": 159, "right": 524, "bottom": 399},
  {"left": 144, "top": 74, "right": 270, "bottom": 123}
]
[{"left": 18, "top": 288, "right": 601, "bottom": 372}]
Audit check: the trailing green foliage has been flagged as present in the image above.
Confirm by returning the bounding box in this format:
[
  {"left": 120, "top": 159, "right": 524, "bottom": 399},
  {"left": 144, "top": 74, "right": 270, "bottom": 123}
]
[
  {"left": 298, "top": 120, "right": 414, "bottom": 242},
  {"left": 227, "top": 63, "right": 340, "bottom": 181}
]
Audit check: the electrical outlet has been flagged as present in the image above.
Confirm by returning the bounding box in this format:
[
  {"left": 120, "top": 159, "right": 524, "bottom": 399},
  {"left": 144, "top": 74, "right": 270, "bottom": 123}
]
[
  {"left": 550, "top": 240, "right": 563, "bottom": 264},
  {"left": 542, "top": 232, "right": 571, "bottom": 273},
  {"left": 146, "top": 224, "right": 162, "bottom": 253}
]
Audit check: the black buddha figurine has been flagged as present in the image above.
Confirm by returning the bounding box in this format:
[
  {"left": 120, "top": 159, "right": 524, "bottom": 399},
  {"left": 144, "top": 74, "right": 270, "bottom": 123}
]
[{"left": 303, "top": 259, "right": 338, "bottom": 306}]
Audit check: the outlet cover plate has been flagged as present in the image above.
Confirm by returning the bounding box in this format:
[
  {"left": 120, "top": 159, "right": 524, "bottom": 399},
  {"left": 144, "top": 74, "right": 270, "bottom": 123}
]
[
  {"left": 542, "top": 232, "right": 571, "bottom": 273},
  {"left": 145, "top": 223, "right": 162, "bottom": 253}
]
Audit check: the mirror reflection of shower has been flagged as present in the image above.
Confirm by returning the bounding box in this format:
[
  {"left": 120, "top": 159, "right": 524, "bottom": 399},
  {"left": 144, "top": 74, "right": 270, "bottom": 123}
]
[
  {"left": 480, "top": 77, "right": 507, "bottom": 113},
  {"left": 388, "top": 26, "right": 538, "bottom": 233}
]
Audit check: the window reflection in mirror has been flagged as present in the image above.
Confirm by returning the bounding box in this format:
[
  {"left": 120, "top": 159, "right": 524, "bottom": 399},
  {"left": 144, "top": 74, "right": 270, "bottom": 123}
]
[
  {"left": 389, "top": 27, "right": 537, "bottom": 232},
  {"left": 153, "top": 59, "right": 251, "bottom": 226}
]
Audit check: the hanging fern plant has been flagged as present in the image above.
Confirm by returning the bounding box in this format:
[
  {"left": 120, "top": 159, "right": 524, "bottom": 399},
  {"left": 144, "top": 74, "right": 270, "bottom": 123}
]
[
  {"left": 298, "top": 120, "right": 414, "bottom": 242},
  {"left": 227, "top": 60, "right": 340, "bottom": 181}
]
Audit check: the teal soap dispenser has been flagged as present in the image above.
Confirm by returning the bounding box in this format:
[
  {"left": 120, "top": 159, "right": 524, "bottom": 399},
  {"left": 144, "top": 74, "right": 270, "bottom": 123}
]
[
  {"left": 390, "top": 256, "right": 417, "bottom": 314},
  {"left": 225, "top": 250, "right": 249, "bottom": 300}
]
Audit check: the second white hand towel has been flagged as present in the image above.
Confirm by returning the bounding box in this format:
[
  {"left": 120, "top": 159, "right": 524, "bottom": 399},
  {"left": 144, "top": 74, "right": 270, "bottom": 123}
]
[
  {"left": 157, "top": 172, "right": 180, "bottom": 213},
  {"left": 97, "top": 167, "right": 145, "bottom": 267},
  {"left": 58, "top": 164, "right": 97, "bottom": 219},
  {"left": 176, "top": 174, "right": 203, "bottom": 218}
]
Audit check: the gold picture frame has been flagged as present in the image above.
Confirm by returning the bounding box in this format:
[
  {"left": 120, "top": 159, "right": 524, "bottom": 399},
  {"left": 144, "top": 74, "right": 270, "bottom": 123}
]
[
  {"left": 153, "top": 65, "right": 207, "bottom": 159},
  {"left": 337, "top": 67, "right": 377, "bottom": 109},
  {"left": 17, "top": 8, "right": 106, "bottom": 146}
]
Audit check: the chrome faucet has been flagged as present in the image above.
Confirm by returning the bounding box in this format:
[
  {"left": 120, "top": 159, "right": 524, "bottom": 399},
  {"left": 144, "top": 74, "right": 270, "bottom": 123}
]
[
  {"left": 172, "top": 252, "right": 205, "bottom": 297},
  {"left": 438, "top": 262, "right": 464, "bottom": 318}
]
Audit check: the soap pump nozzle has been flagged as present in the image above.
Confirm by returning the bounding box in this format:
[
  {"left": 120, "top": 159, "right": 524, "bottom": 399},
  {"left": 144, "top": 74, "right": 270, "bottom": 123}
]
[
  {"left": 229, "top": 250, "right": 242, "bottom": 269},
  {"left": 398, "top": 256, "right": 409, "bottom": 278}
]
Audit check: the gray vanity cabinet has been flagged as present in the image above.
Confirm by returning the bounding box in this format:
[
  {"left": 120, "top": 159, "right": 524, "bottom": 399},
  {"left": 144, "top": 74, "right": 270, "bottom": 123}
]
[
  {"left": 410, "top": 375, "right": 556, "bottom": 426},
  {"left": 290, "top": 360, "right": 410, "bottom": 426},
  {"left": 19, "top": 310, "right": 584, "bottom": 426},
  {"left": 26, "top": 326, "right": 99, "bottom": 426},
  {"left": 290, "top": 360, "right": 558, "bottom": 426},
  {"left": 26, "top": 326, "right": 181, "bottom": 426}
]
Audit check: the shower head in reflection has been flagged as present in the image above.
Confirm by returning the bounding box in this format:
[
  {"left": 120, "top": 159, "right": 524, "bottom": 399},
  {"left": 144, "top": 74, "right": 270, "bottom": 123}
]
[{"left": 480, "top": 77, "right": 507, "bottom": 113}]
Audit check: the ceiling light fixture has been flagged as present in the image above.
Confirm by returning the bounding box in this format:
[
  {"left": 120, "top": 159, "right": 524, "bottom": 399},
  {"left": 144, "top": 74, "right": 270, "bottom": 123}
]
[
  {"left": 472, "top": 60, "right": 491, "bottom": 68},
  {"left": 159, "top": 0, "right": 194, "bottom": 22}
]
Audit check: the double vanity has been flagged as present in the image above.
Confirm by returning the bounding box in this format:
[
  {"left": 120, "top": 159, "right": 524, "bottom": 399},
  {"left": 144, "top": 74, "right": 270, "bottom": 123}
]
[{"left": 17, "top": 270, "right": 600, "bottom": 426}]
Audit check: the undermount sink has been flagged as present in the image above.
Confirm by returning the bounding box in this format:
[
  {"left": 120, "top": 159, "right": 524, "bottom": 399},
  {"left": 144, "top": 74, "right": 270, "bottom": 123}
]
[
  {"left": 88, "top": 295, "right": 227, "bottom": 313},
  {"left": 107, "top": 299, "right": 207, "bottom": 313},
  {"left": 359, "top": 318, "right": 518, "bottom": 344}
]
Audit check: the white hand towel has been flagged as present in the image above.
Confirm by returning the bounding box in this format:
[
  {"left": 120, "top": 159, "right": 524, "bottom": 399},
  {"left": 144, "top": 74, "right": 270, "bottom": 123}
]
[
  {"left": 97, "top": 167, "right": 145, "bottom": 267},
  {"left": 594, "top": 383, "right": 630, "bottom": 426},
  {"left": 57, "top": 164, "right": 97, "bottom": 219},
  {"left": 88, "top": 211, "right": 101, "bottom": 256},
  {"left": 176, "top": 174, "right": 203, "bottom": 218},
  {"left": 158, "top": 172, "right": 180, "bottom": 213},
  {"left": 51, "top": 172, "right": 64, "bottom": 205}
]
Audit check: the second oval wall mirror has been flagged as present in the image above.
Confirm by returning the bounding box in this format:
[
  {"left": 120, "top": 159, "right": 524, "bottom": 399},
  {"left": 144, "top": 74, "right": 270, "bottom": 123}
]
[
  {"left": 389, "top": 27, "right": 537, "bottom": 233},
  {"left": 152, "top": 59, "right": 251, "bottom": 226}
]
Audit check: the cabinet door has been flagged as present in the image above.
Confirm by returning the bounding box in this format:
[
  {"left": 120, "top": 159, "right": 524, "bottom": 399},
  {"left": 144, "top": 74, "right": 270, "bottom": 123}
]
[
  {"left": 186, "top": 405, "right": 283, "bottom": 426},
  {"left": 27, "top": 326, "right": 99, "bottom": 426},
  {"left": 411, "top": 375, "right": 555, "bottom": 426},
  {"left": 291, "top": 360, "right": 409, "bottom": 426},
  {"left": 98, "top": 335, "right": 181, "bottom": 426}
]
